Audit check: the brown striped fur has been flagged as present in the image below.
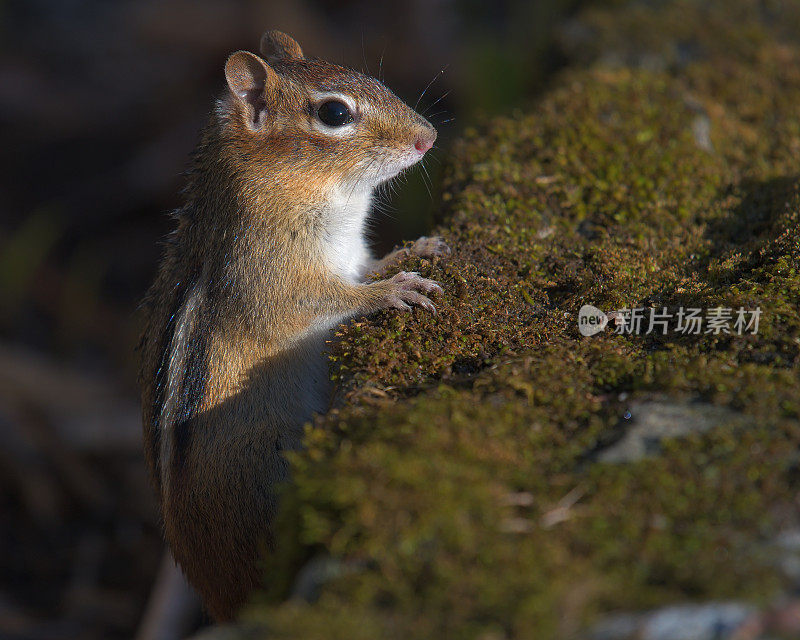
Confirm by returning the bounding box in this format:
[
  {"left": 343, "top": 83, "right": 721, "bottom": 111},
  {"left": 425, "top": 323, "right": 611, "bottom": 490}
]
[{"left": 138, "top": 31, "right": 444, "bottom": 620}]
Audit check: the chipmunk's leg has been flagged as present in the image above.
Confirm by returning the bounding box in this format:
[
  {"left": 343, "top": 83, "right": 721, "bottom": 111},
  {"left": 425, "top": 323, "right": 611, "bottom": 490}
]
[
  {"left": 313, "top": 270, "right": 444, "bottom": 321},
  {"left": 367, "top": 236, "right": 451, "bottom": 276}
]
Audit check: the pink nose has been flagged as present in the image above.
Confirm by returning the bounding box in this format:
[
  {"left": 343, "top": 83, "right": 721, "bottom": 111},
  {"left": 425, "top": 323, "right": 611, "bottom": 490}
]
[{"left": 414, "top": 137, "right": 434, "bottom": 154}]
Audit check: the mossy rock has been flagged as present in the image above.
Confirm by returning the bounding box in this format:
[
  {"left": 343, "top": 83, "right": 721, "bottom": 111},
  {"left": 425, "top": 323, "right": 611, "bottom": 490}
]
[{"left": 220, "top": 1, "right": 800, "bottom": 638}]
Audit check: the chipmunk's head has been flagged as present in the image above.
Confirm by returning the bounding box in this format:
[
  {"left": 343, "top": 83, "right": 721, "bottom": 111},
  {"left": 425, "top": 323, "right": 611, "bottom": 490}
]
[{"left": 220, "top": 30, "right": 436, "bottom": 197}]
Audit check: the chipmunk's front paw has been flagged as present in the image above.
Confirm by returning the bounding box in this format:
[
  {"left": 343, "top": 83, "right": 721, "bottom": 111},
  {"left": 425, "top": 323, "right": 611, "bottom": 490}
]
[
  {"left": 410, "top": 236, "right": 451, "bottom": 260},
  {"left": 383, "top": 271, "right": 443, "bottom": 314}
]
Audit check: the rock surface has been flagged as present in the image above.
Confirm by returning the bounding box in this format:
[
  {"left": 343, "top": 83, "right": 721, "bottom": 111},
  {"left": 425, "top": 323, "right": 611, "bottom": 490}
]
[
  {"left": 591, "top": 602, "right": 754, "bottom": 640},
  {"left": 596, "top": 398, "right": 754, "bottom": 464}
]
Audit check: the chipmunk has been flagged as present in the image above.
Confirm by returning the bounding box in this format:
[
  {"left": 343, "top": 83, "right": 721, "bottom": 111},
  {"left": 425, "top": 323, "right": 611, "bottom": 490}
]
[{"left": 138, "top": 30, "right": 449, "bottom": 620}]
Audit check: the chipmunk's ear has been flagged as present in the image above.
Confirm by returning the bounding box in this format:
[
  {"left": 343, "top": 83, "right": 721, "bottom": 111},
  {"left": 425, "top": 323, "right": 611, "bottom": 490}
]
[
  {"left": 260, "top": 30, "right": 304, "bottom": 62},
  {"left": 224, "top": 51, "right": 277, "bottom": 126}
]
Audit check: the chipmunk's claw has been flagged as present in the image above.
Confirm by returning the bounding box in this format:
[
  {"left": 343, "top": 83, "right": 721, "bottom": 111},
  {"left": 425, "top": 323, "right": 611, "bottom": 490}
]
[
  {"left": 410, "top": 236, "right": 451, "bottom": 260},
  {"left": 384, "top": 271, "right": 442, "bottom": 314}
]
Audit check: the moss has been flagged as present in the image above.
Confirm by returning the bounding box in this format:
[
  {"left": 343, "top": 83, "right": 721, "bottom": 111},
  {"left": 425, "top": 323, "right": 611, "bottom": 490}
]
[{"left": 233, "top": 1, "right": 800, "bottom": 638}]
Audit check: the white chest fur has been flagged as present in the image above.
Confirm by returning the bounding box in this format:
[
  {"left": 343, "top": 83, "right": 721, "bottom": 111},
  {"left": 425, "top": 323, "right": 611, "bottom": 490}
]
[{"left": 319, "top": 187, "right": 372, "bottom": 282}]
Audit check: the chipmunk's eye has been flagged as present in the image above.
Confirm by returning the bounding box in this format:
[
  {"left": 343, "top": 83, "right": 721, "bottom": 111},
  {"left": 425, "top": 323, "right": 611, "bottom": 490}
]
[{"left": 317, "top": 100, "right": 353, "bottom": 127}]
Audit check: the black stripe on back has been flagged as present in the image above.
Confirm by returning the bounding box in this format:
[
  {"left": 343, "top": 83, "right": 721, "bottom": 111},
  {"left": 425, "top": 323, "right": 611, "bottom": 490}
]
[
  {"left": 149, "top": 285, "right": 186, "bottom": 492},
  {"left": 170, "top": 315, "right": 211, "bottom": 481}
]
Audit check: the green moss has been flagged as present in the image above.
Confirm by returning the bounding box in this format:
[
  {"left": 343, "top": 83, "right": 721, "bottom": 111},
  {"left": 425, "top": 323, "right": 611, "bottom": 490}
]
[{"left": 234, "top": 1, "right": 800, "bottom": 638}]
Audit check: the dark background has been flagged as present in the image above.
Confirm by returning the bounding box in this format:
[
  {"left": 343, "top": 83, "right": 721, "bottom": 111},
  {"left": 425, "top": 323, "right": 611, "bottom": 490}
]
[{"left": 0, "top": 1, "right": 583, "bottom": 638}]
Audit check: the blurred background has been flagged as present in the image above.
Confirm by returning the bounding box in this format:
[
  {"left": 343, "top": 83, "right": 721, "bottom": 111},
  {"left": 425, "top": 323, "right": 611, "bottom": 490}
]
[{"left": 0, "top": 1, "right": 585, "bottom": 638}]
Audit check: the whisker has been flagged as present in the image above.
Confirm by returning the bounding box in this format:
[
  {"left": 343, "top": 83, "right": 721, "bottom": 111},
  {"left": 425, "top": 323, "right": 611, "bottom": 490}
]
[
  {"left": 361, "top": 31, "right": 370, "bottom": 76},
  {"left": 415, "top": 65, "right": 449, "bottom": 112},
  {"left": 425, "top": 110, "right": 449, "bottom": 120},
  {"left": 419, "top": 161, "right": 434, "bottom": 200},
  {"left": 422, "top": 89, "right": 452, "bottom": 116},
  {"left": 345, "top": 155, "right": 379, "bottom": 209},
  {"left": 372, "top": 192, "right": 399, "bottom": 219},
  {"left": 378, "top": 43, "right": 386, "bottom": 81}
]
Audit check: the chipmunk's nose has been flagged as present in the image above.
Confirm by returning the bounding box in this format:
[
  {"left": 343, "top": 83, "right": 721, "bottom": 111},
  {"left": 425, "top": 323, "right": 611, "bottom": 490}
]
[
  {"left": 414, "top": 127, "right": 437, "bottom": 154},
  {"left": 415, "top": 138, "right": 433, "bottom": 153}
]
